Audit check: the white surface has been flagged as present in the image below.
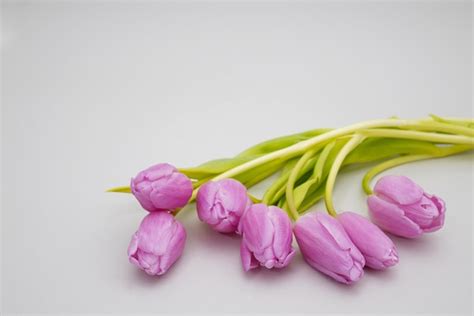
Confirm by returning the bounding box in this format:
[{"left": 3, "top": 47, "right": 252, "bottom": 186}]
[{"left": 1, "top": 1, "right": 473, "bottom": 314}]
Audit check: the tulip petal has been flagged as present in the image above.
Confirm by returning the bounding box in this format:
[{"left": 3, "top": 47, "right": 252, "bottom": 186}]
[
  {"left": 137, "top": 212, "right": 175, "bottom": 255},
  {"left": 196, "top": 181, "right": 219, "bottom": 223},
  {"left": 317, "top": 213, "right": 366, "bottom": 273},
  {"left": 127, "top": 232, "right": 139, "bottom": 257},
  {"left": 145, "top": 163, "right": 176, "bottom": 181},
  {"left": 338, "top": 212, "right": 398, "bottom": 270},
  {"left": 240, "top": 204, "right": 274, "bottom": 252},
  {"left": 196, "top": 179, "right": 250, "bottom": 233},
  {"left": 240, "top": 242, "right": 259, "bottom": 271},
  {"left": 304, "top": 256, "right": 363, "bottom": 284},
  {"left": 150, "top": 172, "right": 193, "bottom": 209},
  {"left": 131, "top": 163, "right": 193, "bottom": 212},
  {"left": 374, "top": 175, "right": 424, "bottom": 205},
  {"left": 131, "top": 178, "right": 156, "bottom": 211},
  {"left": 422, "top": 194, "right": 446, "bottom": 232},
  {"left": 217, "top": 179, "right": 249, "bottom": 216},
  {"left": 403, "top": 195, "right": 440, "bottom": 228},
  {"left": 128, "top": 212, "right": 186, "bottom": 276},
  {"left": 137, "top": 249, "right": 159, "bottom": 269},
  {"left": 294, "top": 212, "right": 365, "bottom": 283},
  {"left": 268, "top": 206, "right": 293, "bottom": 261},
  {"left": 159, "top": 221, "right": 186, "bottom": 274},
  {"left": 368, "top": 195, "right": 423, "bottom": 238},
  {"left": 278, "top": 248, "right": 296, "bottom": 268}
]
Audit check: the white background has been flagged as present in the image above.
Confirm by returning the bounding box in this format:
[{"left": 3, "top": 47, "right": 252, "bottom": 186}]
[{"left": 2, "top": 1, "right": 473, "bottom": 315}]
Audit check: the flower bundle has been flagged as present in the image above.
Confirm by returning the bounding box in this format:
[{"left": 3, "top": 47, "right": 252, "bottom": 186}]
[{"left": 109, "top": 115, "right": 473, "bottom": 284}]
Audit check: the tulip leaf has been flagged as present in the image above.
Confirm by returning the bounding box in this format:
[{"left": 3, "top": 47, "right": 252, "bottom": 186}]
[
  {"left": 345, "top": 138, "right": 440, "bottom": 164},
  {"left": 267, "top": 154, "right": 320, "bottom": 205},
  {"left": 291, "top": 142, "right": 336, "bottom": 210},
  {"left": 237, "top": 158, "right": 286, "bottom": 188},
  {"left": 298, "top": 182, "right": 326, "bottom": 213},
  {"left": 179, "top": 128, "right": 331, "bottom": 180},
  {"left": 261, "top": 158, "right": 299, "bottom": 204},
  {"left": 236, "top": 128, "right": 331, "bottom": 157},
  {"left": 292, "top": 138, "right": 447, "bottom": 214},
  {"left": 179, "top": 156, "right": 258, "bottom": 179},
  {"left": 313, "top": 141, "right": 336, "bottom": 184}
]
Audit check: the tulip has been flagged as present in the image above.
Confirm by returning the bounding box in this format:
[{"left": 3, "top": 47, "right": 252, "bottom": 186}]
[
  {"left": 131, "top": 163, "right": 193, "bottom": 212},
  {"left": 239, "top": 204, "right": 295, "bottom": 271},
  {"left": 367, "top": 175, "right": 446, "bottom": 238},
  {"left": 338, "top": 212, "right": 399, "bottom": 270},
  {"left": 294, "top": 212, "right": 365, "bottom": 284},
  {"left": 196, "top": 179, "right": 251, "bottom": 233},
  {"left": 128, "top": 211, "right": 186, "bottom": 276}
]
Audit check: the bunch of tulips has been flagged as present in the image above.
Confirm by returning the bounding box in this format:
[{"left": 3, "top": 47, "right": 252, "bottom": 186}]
[{"left": 109, "top": 115, "right": 473, "bottom": 284}]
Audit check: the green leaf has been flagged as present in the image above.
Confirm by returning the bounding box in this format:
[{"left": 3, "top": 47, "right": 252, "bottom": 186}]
[
  {"left": 237, "top": 158, "right": 285, "bottom": 188},
  {"left": 290, "top": 142, "right": 335, "bottom": 210},
  {"left": 268, "top": 154, "right": 320, "bottom": 205},
  {"left": 345, "top": 138, "right": 440, "bottom": 165},
  {"left": 313, "top": 141, "right": 336, "bottom": 184},
  {"left": 261, "top": 158, "right": 298, "bottom": 204},
  {"left": 430, "top": 114, "right": 474, "bottom": 129},
  {"left": 236, "top": 128, "right": 331, "bottom": 157},
  {"left": 179, "top": 128, "right": 331, "bottom": 180},
  {"left": 179, "top": 156, "right": 257, "bottom": 179},
  {"left": 292, "top": 138, "right": 448, "bottom": 214},
  {"left": 298, "top": 182, "right": 326, "bottom": 213}
]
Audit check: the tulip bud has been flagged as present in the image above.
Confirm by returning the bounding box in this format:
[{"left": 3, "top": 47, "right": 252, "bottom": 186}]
[
  {"left": 367, "top": 175, "right": 446, "bottom": 238},
  {"left": 196, "top": 179, "right": 251, "bottom": 233},
  {"left": 128, "top": 212, "right": 186, "bottom": 276},
  {"left": 131, "top": 163, "right": 193, "bottom": 212},
  {"left": 239, "top": 204, "right": 295, "bottom": 271},
  {"left": 338, "top": 212, "right": 399, "bottom": 270},
  {"left": 294, "top": 212, "right": 365, "bottom": 284}
]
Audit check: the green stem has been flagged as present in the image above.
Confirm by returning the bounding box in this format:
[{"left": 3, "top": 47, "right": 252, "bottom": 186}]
[
  {"left": 312, "top": 141, "right": 336, "bottom": 184},
  {"left": 190, "top": 118, "right": 410, "bottom": 199},
  {"left": 248, "top": 193, "right": 261, "bottom": 203},
  {"left": 263, "top": 155, "right": 320, "bottom": 205},
  {"left": 106, "top": 186, "right": 131, "bottom": 193},
  {"left": 109, "top": 118, "right": 473, "bottom": 197},
  {"left": 285, "top": 147, "right": 320, "bottom": 220},
  {"left": 192, "top": 177, "right": 212, "bottom": 189},
  {"left": 262, "top": 158, "right": 298, "bottom": 205},
  {"left": 359, "top": 129, "right": 473, "bottom": 144},
  {"left": 238, "top": 158, "right": 285, "bottom": 188},
  {"left": 429, "top": 114, "right": 474, "bottom": 128},
  {"left": 408, "top": 120, "right": 474, "bottom": 136},
  {"left": 200, "top": 119, "right": 473, "bottom": 193},
  {"left": 325, "top": 134, "right": 366, "bottom": 217},
  {"left": 362, "top": 144, "right": 474, "bottom": 195}
]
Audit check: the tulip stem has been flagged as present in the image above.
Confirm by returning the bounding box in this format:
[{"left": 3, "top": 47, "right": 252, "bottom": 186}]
[
  {"left": 359, "top": 129, "right": 473, "bottom": 145},
  {"left": 106, "top": 186, "right": 131, "bottom": 193},
  {"left": 107, "top": 116, "right": 474, "bottom": 220},
  {"left": 190, "top": 118, "right": 473, "bottom": 199},
  {"left": 189, "top": 118, "right": 411, "bottom": 200},
  {"left": 285, "top": 147, "right": 321, "bottom": 220},
  {"left": 362, "top": 144, "right": 474, "bottom": 195},
  {"left": 325, "top": 134, "right": 366, "bottom": 217}
]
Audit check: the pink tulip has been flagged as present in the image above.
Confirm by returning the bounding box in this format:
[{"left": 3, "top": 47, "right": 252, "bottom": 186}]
[
  {"left": 338, "top": 212, "right": 399, "bottom": 270},
  {"left": 239, "top": 204, "right": 295, "bottom": 271},
  {"left": 131, "top": 163, "right": 193, "bottom": 212},
  {"left": 196, "top": 179, "right": 251, "bottom": 233},
  {"left": 367, "top": 175, "right": 446, "bottom": 238},
  {"left": 128, "top": 212, "right": 186, "bottom": 276},
  {"left": 294, "top": 212, "right": 365, "bottom": 284}
]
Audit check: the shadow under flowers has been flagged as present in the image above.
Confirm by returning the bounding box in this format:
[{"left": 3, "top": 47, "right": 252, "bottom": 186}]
[{"left": 389, "top": 233, "right": 442, "bottom": 256}]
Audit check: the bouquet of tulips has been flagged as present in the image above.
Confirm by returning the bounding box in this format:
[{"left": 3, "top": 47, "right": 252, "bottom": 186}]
[{"left": 109, "top": 115, "right": 473, "bottom": 284}]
